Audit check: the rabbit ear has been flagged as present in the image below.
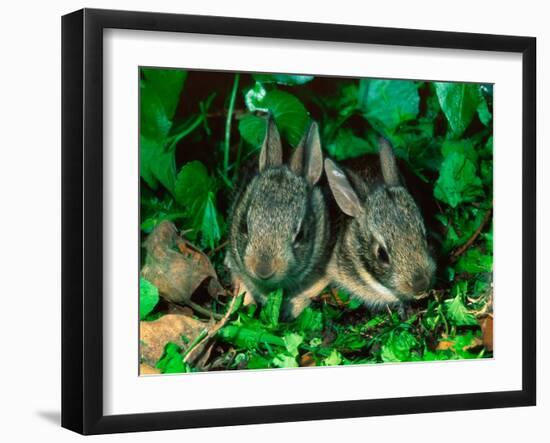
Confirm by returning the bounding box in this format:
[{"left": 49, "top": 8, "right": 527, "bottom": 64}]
[
  {"left": 290, "top": 122, "right": 323, "bottom": 185},
  {"left": 379, "top": 137, "right": 400, "bottom": 187},
  {"left": 325, "top": 159, "right": 362, "bottom": 218},
  {"left": 259, "top": 116, "right": 282, "bottom": 171}
]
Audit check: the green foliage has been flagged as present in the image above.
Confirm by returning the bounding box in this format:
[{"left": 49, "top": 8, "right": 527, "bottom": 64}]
[
  {"left": 140, "top": 68, "right": 493, "bottom": 372},
  {"left": 435, "top": 82, "right": 480, "bottom": 137},
  {"left": 156, "top": 342, "right": 190, "bottom": 373},
  {"left": 359, "top": 79, "right": 420, "bottom": 133},
  {"left": 139, "top": 277, "right": 159, "bottom": 320}
]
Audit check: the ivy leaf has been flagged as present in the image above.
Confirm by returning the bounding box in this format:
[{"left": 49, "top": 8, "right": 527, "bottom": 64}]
[
  {"left": 253, "top": 73, "right": 314, "bottom": 86},
  {"left": 441, "top": 139, "right": 478, "bottom": 165},
  {"left": 434, "top": 152, "right": 484, "bottom": 207},
  {"left": 139, "top": 277, "right": 159, "bottom": 320},
  {"left": 381, "top": 330, "right": 418, "bottom": 362},
  {"left": 359, "top": 79, "right": 420, "bottom": 133},
  {"left": 326, "top": 127, "right": 377, "bottom": 160},
  {"left": 435, "top": 82, "right": 480, "bottom": 137},
  {"left": 244, "top": 84, "right": 309, "bottom": 146},
  {"left": 260, "top": 289, "right": 283, "bottom": 328}
]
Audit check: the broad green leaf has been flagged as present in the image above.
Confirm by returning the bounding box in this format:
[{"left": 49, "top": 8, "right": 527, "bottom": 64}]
[
  {"left": 253, "top": 73, "right": 314, "bottom": 85},
  {"left": 381, "top": 330, "right": 418, "bottom": 362},
  {"left": 326, "top": 128, "right": 377, "bottom": 160},
  {"left": 434, "top": 82, "right": 480, "bottom": 137},
  {"left": 140, "top": 136, "right": 177, "bottom": 194},
  {"left": 155, "top": 342, "right": 188, "bottom": 374},
  {"left": 434, "top": 152, "right": 484, "bottom": 207},
  {"left": 359, "top": 79, "right": 420, "bottom": 133},
  {"left": 238, "top": 114, "right": 267, "bottom": 148},
  {"left": 174, "top": 161, "right": 223, "bottom": 248},
  {"left": 455, "top": 248, "right": 493, "bottom": 274},
  {"left": 139, "top": 277, "right": 159, "bottom": 320},
  {"left": 244, "top": 84, "right": 309, "bottom": 146},
  {"left": 175, "top": 161, "right": 214, "bottom": 208},
  {"left": 441, "top": 139, "right": 478, "bottom": 165},
  {"left": 260, "top": 289, "right": 283, "bottom": 328},
  {"left": 140, "top": 68, "right": 187, "bottom": 192}
]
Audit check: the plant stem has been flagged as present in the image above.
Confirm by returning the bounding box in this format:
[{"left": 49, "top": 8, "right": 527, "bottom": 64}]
[{"left": 224, "top": 73, "right": 240, "bottom": 178}]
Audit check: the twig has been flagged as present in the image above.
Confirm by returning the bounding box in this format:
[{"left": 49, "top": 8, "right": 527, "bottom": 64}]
[
  {"left": 223, "top": 73, "right": 240, "bottom": 178},
  {"left": 183, "top": 293, "right": 240, "bottom": 365},
  {"left": 451, "top": 207, "right": 492, "bottom": 261},
  {"left": 207, "top": 240, "right": 229, "bottom": 257}
]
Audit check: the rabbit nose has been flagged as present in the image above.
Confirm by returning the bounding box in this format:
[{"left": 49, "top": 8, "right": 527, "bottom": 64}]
[
  {"left": 411, "top": 272, "right": 430, "bottom": 293},
  {"left": 255, "top": 261, "right": 275, "bottom": 280}
]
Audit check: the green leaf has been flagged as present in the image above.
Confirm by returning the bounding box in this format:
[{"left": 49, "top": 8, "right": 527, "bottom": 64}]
[
  {"left": 247, "top": 354, "right": 271, "bottom": 369},
  {"left": 272, "top": 354, "right": 299, "bottom": 368},
  {"left": 139, "top": 277, "right": 159, "bottom": 320},
  {"left": 253, "top": 73, "right": 314, "bottom": 86},
  {"left": 455, "top": 248, "right": 493, "bottom": 274},
  {"left": 217, "top": 325, "right": 285, "bottom": 349},
  {"left": 324, "top": 349, "right": 343, "bottom": 366},
  {"left": 155, "top": 342, "right": 188, "bottom": 374},
  {"left": 434, "top": 152, "right": 484, "bottom": 207},
  {"left": 139, "top": 68, "right": 187, "bottom": 193},
  {"left": 244, "top": 84, "right": 309, "bottom": 146},
  {"left": 359, "top": 79, "right": 420, "bottom": 133},
  {"left": 174, "top": 161, "right": 223, "bottom": 248},
  {"left": 441, "top": 139, "right": 478, "bottom": 165},
  {"left": 434, "top": 82, "right": 480, "bottom": 137},
  {"left": 140, "top": 136, "right": 177, "bottom": 194},
  {"left": 283, "top": 333, "right": 303, "bottom": 357},
  {"left": 381, "top": 330, "right": 418, "bottom": 362},
  {"left": 260, "top": 289, "right": 283, "bottom": 328},
  {"left": 326, "top": 127, "right": 377, "bottom": 160},
  {"left": 238, "top": 114, "right": 267, "bottom": 148},
  {"left": 295, "top": 307, "right": 324, "bottom": 333},
  {"left": 477, "top": 95, "right": 492, "bottom": 126},
  {"left": 445, "top": 284, "right": 478, "bottom": 326}
]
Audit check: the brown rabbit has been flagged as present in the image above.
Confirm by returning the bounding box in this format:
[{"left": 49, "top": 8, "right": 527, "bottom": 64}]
[
  {"left": 225, "top": 118, "right": 331, "bottom": 319},
  {"left": 324, "top": 138, "right": 436, "bottom": 309}
]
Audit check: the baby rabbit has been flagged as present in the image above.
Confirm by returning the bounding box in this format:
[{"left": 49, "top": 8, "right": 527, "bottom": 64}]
[
  {"left": 226, "top": 117, "right": 331, "bottom": 319},
  {"left": 324, "top": 138, "right": 435, "bottom": 310}
]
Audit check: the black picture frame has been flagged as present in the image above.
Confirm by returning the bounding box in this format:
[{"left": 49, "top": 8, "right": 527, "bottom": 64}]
[{"left": 62, "top": 8, "right": 537, "bottom": 435}]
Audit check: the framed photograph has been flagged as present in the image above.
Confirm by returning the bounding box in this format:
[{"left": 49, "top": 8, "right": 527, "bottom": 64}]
[{"left": 62, "top": 8, "right": 536, "bottom": 435}]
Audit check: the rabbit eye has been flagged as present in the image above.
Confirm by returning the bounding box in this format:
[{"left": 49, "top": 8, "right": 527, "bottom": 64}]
[
  {"left": 294, "top": 225, "right": 305, "bottom": 245},
  {"left": 376, "top": 245, "right": 390, "bottom": 265},
  {"left": 240, "top": 219, "right": 248, "bottom": 236}
]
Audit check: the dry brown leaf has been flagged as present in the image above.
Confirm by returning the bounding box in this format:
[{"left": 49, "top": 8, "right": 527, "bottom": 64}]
[
  {"left": 140, "top": 314, "right": 207, "bottom": 366},
  {"left": 299, "top": 352, "right": 317, "bottom": 367},
  {"left": 141, "top": 221, "right": 220, "bottom": 304},
  {"left": 480, "top": 316, "right": 494, "bottom": 352},
  {"left": 139, "top": 364, "right": 161, "bottom": 375},
  {"left": 436, "top": 340, "right": 454, "bottom": 351}
]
